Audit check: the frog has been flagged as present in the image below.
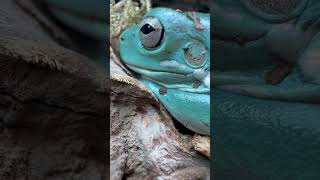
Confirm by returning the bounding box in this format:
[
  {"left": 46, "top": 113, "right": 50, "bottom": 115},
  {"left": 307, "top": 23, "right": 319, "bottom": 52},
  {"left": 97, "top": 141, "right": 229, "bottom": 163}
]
[
  {"left": 119, "top": 8, "right": 210, "bottom": 135},
  {"left": 212, "top": 0, "right": 320, "bottom": 179}
]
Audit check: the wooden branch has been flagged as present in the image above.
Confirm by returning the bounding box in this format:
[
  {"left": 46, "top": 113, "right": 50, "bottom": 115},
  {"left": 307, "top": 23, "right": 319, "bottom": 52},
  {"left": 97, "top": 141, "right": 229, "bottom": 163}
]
[
  {"left": 110, "top": 50, "right": 210, "bottom": 179},
  {"left": 0, "top": 0, "right": 108, "bottom": 179}
]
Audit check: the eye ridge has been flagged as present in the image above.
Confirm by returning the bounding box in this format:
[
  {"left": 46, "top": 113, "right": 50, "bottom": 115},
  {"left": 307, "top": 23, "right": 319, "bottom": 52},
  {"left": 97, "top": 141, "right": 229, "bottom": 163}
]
[{"left": 140, "top": 24, "right": 155, "bottom": 34}]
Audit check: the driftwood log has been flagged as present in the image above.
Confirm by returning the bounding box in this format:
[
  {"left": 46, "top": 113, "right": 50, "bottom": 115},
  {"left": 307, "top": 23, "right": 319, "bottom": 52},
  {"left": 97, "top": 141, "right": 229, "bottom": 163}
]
[{"left": 0, "top": 0, "right": 107, "bottom": 179}]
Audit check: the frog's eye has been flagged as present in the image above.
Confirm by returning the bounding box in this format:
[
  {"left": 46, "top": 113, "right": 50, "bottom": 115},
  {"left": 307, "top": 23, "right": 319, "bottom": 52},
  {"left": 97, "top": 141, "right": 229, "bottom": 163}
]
[
  {"left": 139, "top": 17, "right": 164, "bottom": 49},
  {"left": 240, "top": 0, "right": 307, "bottom": 22}
]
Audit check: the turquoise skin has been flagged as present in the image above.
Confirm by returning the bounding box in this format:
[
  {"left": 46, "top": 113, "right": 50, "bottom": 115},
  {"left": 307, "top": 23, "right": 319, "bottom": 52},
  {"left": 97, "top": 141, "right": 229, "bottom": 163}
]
[
  {"left": 213, "top": 1, "right": 320, "bottom": 179},
  {"left": 119, "top": 8, "right": 210, "bottom": 135}
]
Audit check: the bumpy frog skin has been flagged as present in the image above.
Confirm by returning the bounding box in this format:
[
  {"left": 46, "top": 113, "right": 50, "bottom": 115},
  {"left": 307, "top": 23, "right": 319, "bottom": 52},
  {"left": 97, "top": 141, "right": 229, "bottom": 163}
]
[
  {"left": 213, "top": 0, "right": 320, "bottom": 179},
  {"left": 119, "top": 8, "right": 210, "bottom": 135}
]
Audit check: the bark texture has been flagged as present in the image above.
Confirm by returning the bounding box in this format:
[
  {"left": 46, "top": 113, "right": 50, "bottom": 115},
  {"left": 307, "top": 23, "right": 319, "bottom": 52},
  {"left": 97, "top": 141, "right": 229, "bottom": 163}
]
[{"left": 0, "top": 1, "right": 108, "bottom": 179}]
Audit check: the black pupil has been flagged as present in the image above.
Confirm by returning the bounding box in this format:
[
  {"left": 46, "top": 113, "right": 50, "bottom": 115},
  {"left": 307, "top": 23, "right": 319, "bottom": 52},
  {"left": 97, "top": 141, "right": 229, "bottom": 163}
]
[{"left": 140, "top": 24, "right": 155, "bottom": 34}]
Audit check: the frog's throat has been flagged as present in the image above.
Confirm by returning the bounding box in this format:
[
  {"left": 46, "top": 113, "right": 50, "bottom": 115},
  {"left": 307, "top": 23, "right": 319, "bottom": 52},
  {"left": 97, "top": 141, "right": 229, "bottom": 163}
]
[
  {"left": 144, "top": 79, "right": 210, "bottom": 135},
  {"left": 143, "top": 76, "right": 210, "bottom": 94}
]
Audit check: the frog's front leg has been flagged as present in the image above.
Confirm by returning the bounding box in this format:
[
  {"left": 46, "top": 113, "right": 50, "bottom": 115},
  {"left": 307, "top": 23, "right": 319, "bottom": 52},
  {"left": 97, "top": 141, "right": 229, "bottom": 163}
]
[
  {"left": 299, "top": 33, "right": 320, "bottom": 84},
  {"left": 143, "top": 80, "right": 210, "bottom": 135}
]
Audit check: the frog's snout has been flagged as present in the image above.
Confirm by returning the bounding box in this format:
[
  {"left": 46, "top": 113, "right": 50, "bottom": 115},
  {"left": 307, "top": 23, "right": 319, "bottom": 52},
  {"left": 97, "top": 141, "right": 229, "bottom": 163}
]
[
  {"left": 119, "top": 35, "right": 125, "bottom": 42},
  {"left": 119, "top": 29, "right": 130, "bottom": 46},
  {"left": 119, "top": 28, "right": 135, "bottom": 43},
  {"left": 118, "top": 26, "right": 138, "bottom": 63}
]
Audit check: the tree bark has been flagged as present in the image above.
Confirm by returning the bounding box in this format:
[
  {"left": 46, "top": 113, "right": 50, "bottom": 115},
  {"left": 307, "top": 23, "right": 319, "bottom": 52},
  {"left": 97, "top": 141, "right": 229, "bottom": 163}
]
[{"left": 0, "top": 0, "right": 108, "bottom": 179}]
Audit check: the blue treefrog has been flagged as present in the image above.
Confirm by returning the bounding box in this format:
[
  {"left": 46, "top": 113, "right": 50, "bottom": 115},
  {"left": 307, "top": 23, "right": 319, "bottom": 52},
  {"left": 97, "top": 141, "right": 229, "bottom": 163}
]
[{"left": 119, "top": 8, "right": 210, "bottom": 135}]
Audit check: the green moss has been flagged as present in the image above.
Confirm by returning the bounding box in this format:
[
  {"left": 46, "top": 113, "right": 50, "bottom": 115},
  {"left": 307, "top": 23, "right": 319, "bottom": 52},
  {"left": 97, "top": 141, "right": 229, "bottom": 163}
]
[{"left": 110, "top": 0, "right": 151, "bottom": 37}]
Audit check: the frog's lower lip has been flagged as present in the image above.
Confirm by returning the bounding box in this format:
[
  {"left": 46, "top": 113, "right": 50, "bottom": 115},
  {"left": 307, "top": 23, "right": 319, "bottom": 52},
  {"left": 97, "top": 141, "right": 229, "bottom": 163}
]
[{"left": 126, "top": 64, "right": 192, "bottom": 76}]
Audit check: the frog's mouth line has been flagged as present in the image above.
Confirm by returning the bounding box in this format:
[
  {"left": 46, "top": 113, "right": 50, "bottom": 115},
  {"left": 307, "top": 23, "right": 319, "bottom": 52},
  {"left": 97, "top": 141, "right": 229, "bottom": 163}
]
[{"left": 126, "top": 64, "right": 193, "bottom": 76}]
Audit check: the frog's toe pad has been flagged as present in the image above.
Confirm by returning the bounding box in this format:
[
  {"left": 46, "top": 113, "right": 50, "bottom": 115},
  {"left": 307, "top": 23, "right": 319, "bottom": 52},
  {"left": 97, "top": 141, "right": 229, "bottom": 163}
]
[{"left": 191, "top": 135, "right": 210, "bottom": 158}]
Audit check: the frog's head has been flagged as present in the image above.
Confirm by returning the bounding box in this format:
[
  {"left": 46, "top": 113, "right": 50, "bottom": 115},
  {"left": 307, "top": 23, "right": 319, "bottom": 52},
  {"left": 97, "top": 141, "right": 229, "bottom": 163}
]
[{"left": 119, "top": 8, "right": 210, "bottom": 86}]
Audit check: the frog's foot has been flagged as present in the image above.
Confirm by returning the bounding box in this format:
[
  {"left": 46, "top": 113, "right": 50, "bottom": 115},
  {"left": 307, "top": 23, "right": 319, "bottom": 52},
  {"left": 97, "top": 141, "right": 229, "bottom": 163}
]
[
  {"left": 191, "top": 135, "right": 210, "bottom": 158},
  {"left": 264, "top": 62, "right": 293, "bottom": 85}
]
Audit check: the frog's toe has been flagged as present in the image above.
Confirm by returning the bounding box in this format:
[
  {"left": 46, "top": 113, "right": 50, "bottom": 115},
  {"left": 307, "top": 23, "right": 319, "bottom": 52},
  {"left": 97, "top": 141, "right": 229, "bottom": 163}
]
[{"left": 191, "top": 135, "right": 210, "bottom": 158}]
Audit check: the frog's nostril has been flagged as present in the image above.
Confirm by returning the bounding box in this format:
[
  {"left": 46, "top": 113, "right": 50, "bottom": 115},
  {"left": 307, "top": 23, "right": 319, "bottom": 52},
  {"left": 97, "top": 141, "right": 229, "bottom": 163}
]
[{"left": 120, "top": 37, "right": 125, "bottom": 41}]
